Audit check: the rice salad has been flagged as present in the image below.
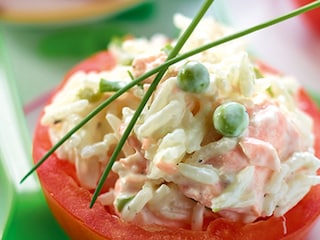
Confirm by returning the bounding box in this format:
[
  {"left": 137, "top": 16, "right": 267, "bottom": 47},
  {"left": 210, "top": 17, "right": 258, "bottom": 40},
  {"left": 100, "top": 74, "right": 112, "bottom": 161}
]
[{"left": 40, "top": 14, "right": 320, "bottom": 230}]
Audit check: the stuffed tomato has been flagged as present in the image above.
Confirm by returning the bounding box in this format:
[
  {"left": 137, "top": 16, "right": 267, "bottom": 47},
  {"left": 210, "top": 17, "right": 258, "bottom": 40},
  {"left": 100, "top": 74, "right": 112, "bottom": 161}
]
[{"left": 33, "top": 15, "right": 320, "bottom": 240}]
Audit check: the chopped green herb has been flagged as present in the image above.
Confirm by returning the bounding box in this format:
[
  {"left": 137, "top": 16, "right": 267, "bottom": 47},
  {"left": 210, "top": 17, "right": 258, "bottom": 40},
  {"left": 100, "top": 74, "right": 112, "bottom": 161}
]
[
  {"left": 77, "top": 88, "right": 102, "bottom": 102},
  {"left": 99, "top": 79, "right": 125, "bottom": 92},
  {"left": 161, "top": 43, "right": 174, "bottom": 55},
  {"left": 109, "top": 36, "right": 124, "bottom": 48},
  {"left": 254, "top": 67, "right": 264, "bottom": 79},
  {"left": 128, "top": 70, "right": 143, "bottom": 89},
  {"left": 121, "top": 57, "right": 134, "bottom": 66},
  {"left": 266, "top": 86, "right": 274, "bottom": 97},
  {"left": 115, "top": 196, "right": 135, "bottom": 212}
]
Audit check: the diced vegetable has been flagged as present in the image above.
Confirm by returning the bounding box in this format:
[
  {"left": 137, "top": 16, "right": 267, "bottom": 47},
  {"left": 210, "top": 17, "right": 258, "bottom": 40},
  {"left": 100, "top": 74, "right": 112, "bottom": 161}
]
[{"left": 99, "top": 79, "right": 124, "bottom": 92}]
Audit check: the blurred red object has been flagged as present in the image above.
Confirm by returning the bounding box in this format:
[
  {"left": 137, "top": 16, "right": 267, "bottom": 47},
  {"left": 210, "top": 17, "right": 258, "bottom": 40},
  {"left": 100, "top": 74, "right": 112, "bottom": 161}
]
[{"left": 293, "top": 0, "right": 320, "bottom": 36}]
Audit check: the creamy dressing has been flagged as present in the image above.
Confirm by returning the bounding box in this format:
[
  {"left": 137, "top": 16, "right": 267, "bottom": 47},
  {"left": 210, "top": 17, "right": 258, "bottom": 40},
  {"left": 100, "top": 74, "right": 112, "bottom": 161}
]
[{"left": 41, "top": 14, "right": 320, "bottom": 229}]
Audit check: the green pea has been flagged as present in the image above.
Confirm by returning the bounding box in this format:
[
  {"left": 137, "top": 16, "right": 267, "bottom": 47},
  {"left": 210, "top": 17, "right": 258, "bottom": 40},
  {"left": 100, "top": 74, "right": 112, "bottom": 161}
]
[
  {"left": 213, "top": 102, "right": 249, "bottom": 137},
  {"left": 177, "top": 61, "right": 210, "bottom": 93}
]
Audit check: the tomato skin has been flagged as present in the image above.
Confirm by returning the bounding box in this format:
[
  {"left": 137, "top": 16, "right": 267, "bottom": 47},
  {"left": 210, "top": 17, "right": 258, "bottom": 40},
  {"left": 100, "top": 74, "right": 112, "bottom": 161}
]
[
  {"left": 292, "top": 0, "right": 320, "bottom": 36},
  {"left": 33, "top": 51, "right": 320, "bottom": 240}
]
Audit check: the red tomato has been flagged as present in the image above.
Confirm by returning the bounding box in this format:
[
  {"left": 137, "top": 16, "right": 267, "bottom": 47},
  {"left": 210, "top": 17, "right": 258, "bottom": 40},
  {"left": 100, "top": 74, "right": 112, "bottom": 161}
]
[
  {"left": 33, "top": 51, "right": 320, "bottom": 240},
  {"left": 292, "top": 0, "right": 320, "bottom": 36}
]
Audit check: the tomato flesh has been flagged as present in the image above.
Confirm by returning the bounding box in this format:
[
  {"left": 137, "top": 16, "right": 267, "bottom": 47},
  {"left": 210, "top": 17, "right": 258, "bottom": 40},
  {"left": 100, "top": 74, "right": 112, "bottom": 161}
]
[{"left": 33, "top": 51, "right": 320, "bottom": 240}]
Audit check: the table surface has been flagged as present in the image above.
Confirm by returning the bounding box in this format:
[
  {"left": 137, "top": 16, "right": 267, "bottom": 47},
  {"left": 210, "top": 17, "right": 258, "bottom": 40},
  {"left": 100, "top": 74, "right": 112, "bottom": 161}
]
[{"left": 1, "top": 0, "right": 319, "bottom": 239}]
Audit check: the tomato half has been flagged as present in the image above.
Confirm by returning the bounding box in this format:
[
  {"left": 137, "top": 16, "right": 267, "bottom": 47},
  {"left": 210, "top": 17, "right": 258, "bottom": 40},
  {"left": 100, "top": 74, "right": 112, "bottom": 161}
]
[
  {"left": 33, "top": 51, "right": 320, "bottom": 240},
  {"left": 292, "top": 0, "right": 320, "bottom": 36}
]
